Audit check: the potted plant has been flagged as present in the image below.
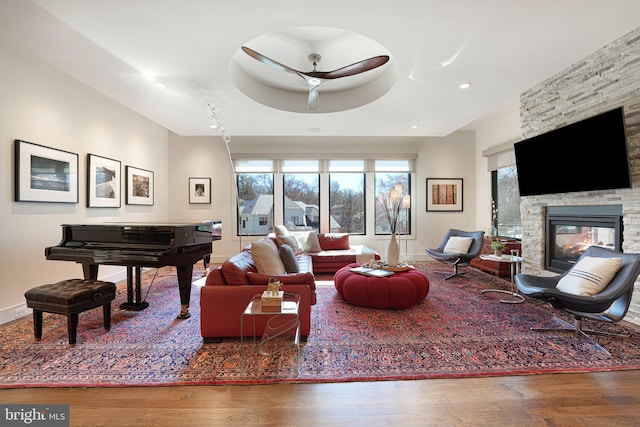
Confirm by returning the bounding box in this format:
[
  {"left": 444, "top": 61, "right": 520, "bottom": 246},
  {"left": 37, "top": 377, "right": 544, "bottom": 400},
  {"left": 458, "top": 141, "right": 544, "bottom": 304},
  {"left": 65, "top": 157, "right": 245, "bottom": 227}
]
[{"left": 491, "top": 239, "right": 506, "bottom": 256}]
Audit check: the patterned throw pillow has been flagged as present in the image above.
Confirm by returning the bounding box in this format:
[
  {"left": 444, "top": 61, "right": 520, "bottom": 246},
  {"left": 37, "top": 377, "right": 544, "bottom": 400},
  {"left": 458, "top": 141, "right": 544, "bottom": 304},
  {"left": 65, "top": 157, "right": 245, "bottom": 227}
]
[{"left": 556, "top": 256, "right": 622, "bottom": 296}]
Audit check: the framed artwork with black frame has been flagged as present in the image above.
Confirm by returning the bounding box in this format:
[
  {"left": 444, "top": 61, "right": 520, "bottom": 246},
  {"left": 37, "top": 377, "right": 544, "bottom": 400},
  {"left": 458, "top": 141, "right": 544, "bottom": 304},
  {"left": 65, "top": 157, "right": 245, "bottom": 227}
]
[
  {"left": 87, "top": 154, "right": 121, "bottom": 208},
  {"left": 125, "top": 165, "right": 154, "bottom": 205},
  {"left": 426, "top": 178, "right": 463, "bottom": 212},
  {"left": 189, "top": 177, "right": 211, "bottom": 204},
  {"left": 14, "top": 139, "right": 79, "bottom": 203}
]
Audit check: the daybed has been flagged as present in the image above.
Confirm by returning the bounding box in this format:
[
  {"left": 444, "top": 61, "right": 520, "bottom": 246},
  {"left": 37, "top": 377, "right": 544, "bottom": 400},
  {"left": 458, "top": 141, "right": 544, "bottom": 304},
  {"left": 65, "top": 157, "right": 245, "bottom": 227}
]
[{"left": 273, "top": 226, "right": 380, "bottom": 273}]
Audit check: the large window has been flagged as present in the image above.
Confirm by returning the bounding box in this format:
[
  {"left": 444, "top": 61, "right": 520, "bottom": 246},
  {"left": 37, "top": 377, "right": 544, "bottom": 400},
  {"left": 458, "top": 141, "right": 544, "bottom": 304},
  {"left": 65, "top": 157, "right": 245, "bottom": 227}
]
[
  {"left": 374, "top": 160, "right": 411, "bottom": 235},
  {"left": 233, "top": 157, "right": 414, "bottom": 237},
  {"left": 329, "top": 160, "right": 365, "bottom": 234},
  {"left": 235, "top": 160, "right": 274, "bottom": 236},
  {"left": 282, "top": 160, "right": 320, "bottom": 232},
  {"left": 492, "top": 166, "right": 521, "bottom": 239}
]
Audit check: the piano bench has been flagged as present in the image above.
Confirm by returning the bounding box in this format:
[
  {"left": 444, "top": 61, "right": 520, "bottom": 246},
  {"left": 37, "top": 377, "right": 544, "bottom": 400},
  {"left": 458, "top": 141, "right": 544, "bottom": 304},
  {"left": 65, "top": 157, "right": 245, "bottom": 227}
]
[{"left": 24, "top": 279, "right": 117, "bottom": 345}]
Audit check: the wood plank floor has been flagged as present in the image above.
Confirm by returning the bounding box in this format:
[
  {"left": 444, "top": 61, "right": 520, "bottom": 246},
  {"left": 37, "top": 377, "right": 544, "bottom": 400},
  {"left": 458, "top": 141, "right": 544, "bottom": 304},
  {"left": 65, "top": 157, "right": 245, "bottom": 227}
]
[{"left": 2, "top": 370, "right": 640, "bottom": 426}]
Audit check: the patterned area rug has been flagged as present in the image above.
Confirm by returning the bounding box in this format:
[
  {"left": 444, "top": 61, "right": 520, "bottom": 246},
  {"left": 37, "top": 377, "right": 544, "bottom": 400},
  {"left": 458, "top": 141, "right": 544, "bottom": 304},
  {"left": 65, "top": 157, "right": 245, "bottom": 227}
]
[{"left": 1, "top": 263, "right": 640, "bottom": 388}]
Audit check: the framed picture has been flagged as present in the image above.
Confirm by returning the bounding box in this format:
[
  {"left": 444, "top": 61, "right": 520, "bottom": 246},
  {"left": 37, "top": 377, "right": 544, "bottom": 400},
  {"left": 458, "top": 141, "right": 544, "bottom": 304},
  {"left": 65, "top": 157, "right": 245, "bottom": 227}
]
[
  {"left": 189, "top": 177, "right": 211, "bottom": 204},
  {"left": 426, "top": 178, "right": 463, "bottom": 212},
  {"left": 14, "top": 139, "right": 79, "bottom": 203},
  {"left": 125, "top": 166, "right": 154, "bottom": 205},
  {"left": 87, "top": 154, "right": 121, "bottom": 208}
]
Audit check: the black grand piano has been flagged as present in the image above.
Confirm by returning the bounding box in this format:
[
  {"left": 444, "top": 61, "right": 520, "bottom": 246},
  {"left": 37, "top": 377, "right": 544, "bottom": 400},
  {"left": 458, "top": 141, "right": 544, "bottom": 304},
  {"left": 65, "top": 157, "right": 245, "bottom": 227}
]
[{"left": 45, "top": 220, "right": 221, "bottom": 319}]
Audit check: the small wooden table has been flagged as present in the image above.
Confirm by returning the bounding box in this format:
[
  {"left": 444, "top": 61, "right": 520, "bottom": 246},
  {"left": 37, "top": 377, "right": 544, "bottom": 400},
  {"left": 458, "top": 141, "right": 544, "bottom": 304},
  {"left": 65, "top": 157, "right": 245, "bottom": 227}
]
[{"left": 480, "top": 254, "right": 525, "bottom": 304}]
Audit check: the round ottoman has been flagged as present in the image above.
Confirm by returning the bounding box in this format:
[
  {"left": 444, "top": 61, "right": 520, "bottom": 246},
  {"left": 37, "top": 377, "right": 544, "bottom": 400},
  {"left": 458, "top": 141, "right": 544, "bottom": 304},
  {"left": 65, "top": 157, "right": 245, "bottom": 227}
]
[{"left": 334, "top": 263, "right": 429, "bottom": 309}]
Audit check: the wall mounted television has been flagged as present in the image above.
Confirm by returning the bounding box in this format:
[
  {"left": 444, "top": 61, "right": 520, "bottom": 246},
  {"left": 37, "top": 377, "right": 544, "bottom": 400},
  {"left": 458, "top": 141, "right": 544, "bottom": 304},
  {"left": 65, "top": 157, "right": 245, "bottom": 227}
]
[{"left": 514, "top": 107, "right": 631, "bottom": 197}]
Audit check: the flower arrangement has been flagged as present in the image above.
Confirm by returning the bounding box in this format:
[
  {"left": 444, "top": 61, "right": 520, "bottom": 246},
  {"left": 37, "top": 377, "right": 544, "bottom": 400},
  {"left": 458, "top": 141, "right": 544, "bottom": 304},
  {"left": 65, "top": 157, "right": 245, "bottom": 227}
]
[{"left": 376, "top": 184, "right": 407, "bottom": 234}]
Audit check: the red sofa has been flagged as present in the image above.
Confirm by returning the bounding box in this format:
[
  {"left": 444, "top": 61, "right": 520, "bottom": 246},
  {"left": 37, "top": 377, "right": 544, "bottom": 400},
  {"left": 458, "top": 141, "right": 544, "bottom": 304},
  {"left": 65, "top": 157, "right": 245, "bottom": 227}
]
[{"left": 200, "top": 248, "right": 316, "bottom": 342}]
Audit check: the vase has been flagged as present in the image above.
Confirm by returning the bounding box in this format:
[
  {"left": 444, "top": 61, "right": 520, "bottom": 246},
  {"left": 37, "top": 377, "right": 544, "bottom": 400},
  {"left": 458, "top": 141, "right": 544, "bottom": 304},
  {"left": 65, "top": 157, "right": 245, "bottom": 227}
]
[
  {"left": 494, "top": 249, "right": 503, "bottom": 257},
  {"left": 387, "top": 233, "right": 400, "bottom": 267}
]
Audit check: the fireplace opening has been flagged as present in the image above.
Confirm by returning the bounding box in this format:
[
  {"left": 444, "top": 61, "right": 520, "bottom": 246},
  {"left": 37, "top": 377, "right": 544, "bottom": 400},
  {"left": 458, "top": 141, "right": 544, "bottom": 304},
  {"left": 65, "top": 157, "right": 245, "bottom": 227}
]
[{"left": 545, "top": 205, "right": 623, "bottom": 273}]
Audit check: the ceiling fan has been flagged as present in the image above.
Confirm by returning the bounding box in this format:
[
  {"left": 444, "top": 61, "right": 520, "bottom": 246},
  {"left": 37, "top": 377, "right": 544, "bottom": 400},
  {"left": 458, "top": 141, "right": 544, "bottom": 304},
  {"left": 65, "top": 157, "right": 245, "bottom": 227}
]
[{"left": 241, "top": 46, "right": 390, "bottom": 111}]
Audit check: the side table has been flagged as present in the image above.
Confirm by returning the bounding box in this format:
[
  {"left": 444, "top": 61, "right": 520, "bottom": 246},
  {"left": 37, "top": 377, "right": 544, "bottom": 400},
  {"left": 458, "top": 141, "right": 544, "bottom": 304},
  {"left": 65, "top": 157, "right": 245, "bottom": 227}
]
[
  {"left": 240, "top": 293, "right": 300, "bottom": 373},
  {"left": 479, "top": 254, "right": 525, "bottom": 304}
]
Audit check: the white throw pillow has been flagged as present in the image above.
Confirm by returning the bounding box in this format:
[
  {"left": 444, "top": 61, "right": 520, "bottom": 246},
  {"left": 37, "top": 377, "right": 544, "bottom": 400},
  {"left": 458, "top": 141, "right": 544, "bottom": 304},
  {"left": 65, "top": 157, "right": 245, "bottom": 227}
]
[
  {"left": 290, "top": 231, "right": 322, "bottom": 253},
  {"left": 556, "top": 256, "right": 623, "bottom": 296},
  {"left": 251, "top": 238, "right": 286, "bottom": 275},
  {"left": 443, "top": 236, "right": 474, "bottom": 254}
]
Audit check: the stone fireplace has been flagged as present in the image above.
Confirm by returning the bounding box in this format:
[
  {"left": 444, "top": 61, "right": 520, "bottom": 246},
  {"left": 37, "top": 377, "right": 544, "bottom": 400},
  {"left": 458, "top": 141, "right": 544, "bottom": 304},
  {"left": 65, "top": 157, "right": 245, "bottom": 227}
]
[
  {"left": 517, "top": 27, "right": 640, "bottom": 325},
  {"left": 545, "top": 205, "right": 623, "bottom": 273}
]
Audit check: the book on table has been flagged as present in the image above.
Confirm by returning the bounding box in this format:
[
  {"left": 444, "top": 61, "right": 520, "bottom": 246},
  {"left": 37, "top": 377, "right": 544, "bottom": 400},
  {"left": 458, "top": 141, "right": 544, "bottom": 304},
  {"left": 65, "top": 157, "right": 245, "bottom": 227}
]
[{"left": 349, "top": 266, "right": 394, "bottom": 277}]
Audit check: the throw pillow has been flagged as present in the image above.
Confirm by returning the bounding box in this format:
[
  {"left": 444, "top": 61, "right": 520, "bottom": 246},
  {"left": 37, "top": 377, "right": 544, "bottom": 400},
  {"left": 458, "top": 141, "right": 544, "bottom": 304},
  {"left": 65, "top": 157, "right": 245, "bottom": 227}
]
[
  {"left": 443, "top": 236, "right": 474, "bottom": 254},
  {"left": 556, "top": 256, "right": 623, "bottom": 296},
  {"left": 305, "top": 231, "right": 322, "bottom": 252},
  {"left": 276, "top": 234, "right": 302, "bottom": 254},
  {"left": 317, "top": 233, "right": 350, "bottom": 251},
  {"left": 251, "top": 238, "right": 286, "bottom": 275},
  {"left": 279, "top": 243, "right": 300, "bottom": 273},
  {"left": 291, "top": 231, "right": 322, "bottom": 252},
  {"left": 274, "top": 225, "right": 290, "bottom": 237}
]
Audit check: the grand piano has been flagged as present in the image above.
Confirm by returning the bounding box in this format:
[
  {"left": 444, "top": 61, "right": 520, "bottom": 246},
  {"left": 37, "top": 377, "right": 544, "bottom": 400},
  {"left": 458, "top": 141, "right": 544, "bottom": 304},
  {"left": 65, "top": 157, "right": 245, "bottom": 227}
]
[{"left": 45, "top": 220, "right": 221, "bottom": 319}]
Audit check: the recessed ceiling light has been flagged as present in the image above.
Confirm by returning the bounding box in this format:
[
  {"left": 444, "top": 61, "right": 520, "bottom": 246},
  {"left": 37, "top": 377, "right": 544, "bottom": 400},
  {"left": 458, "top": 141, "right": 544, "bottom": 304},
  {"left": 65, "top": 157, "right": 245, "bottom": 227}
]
[
  {"left": 153, "top": 81, "right": 166, "bottom": 89},
  {"left": 459, "top": 82, "right": 471, "bottom": 89},
  {"left": 308, "top": 127, "right": 322, "bottom": 133},
  {"left": 411, "top": 124, "right": 419, "bottom": 129}
]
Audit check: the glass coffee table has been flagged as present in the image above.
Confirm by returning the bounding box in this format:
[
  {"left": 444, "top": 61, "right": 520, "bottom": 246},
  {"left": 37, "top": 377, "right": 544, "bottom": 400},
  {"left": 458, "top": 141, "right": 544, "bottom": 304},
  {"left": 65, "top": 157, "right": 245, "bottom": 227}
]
[
  {"left": 240, "top": 293, "right": 300, "bottom": 373},
  {"left": 480, "top": 254, "right": 525, "bottom": 304}
]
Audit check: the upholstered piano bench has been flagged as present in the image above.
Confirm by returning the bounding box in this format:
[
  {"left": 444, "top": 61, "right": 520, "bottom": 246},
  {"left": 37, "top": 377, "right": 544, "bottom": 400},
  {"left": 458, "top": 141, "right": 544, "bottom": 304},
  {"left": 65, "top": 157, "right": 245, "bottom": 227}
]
[{"left": 24, "top": 279, "right": 116, "bottom": 345}]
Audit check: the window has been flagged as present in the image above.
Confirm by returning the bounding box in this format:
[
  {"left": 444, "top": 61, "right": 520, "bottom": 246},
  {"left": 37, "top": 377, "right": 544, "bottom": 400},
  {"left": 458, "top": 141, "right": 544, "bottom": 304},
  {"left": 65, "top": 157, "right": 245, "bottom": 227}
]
[
  {"left": 233, "top": 157, "right": 414, "bottom": 237},
  {"left": 328, "top": 160, "right": 365, "bottom": 234},
  {"left": 282, "top": 160, "right": 320, "bottom": 232},
  {"left": 235, "top": 159, "right": 275, "bottom": 236},
  {"left": 329, "top": 176, "right": 365, "bottom": 234},
  {"left": 374, "top": 160, "right": 411, "bottom": 235},
  {"left": 492, "top": 166, "right": 521, "bottom": 239}
]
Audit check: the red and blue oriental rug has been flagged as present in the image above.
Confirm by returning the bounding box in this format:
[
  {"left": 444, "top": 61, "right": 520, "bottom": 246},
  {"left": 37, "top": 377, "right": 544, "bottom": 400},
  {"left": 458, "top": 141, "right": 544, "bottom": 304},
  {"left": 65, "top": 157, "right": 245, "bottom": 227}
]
[{"left": 1, "top": 263, "right": 639, "bottom": 388}]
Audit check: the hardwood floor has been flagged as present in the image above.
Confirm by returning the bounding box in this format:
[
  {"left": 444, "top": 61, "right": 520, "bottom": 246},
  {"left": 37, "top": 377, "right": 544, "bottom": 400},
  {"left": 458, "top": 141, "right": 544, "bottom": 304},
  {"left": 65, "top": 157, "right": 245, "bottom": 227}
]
[{"left": 2, "top": 370, "right": 640, "bottom": 426}]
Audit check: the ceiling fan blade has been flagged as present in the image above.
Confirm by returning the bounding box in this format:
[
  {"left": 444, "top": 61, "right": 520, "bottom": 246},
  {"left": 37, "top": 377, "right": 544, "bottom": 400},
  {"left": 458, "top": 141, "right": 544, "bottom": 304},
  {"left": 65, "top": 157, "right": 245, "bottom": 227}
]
[
  {"left": 241, "top": 46, "right": 304, "bottom": 78},
  {"left": 308, "top": 55, "right": 390, "bottom": 79},
  {"left": 307, "top": 79, "right": 321, "bottom": 111}
]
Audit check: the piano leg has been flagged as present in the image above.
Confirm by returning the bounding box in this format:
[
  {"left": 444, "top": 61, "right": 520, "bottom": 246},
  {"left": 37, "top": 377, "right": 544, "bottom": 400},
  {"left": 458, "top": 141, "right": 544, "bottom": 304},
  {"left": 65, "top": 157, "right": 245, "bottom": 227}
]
[
  {"left": 202, "top": 254, "right": 211, "bottom": 277},
  {"left": 120, "top": 266, "right": 149, "bottom": 312},
  {"left": 176, "top": 264, "right": 193, "bottom": 319},
  {"left": 83, "top": 263, "right": 99, "bottom": 280}
]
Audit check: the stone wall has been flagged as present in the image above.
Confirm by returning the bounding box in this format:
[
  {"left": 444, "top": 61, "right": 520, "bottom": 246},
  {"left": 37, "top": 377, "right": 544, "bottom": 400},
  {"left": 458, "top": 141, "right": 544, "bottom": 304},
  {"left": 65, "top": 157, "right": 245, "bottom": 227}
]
[{"left": 519, "top": 27, "right": 640, "bottom": 325}]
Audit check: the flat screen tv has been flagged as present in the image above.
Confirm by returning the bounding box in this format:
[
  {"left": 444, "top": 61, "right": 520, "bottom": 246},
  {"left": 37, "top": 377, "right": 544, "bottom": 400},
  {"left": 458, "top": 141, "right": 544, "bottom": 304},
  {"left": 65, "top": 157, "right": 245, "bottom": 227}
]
[{"left": 514, "top": 107, "right": 631, "bottom": 196}]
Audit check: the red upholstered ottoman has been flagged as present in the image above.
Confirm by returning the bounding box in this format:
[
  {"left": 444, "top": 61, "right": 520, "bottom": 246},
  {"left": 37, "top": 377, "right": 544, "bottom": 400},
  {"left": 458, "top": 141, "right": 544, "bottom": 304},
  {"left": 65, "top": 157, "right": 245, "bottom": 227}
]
[{"left": 334, "top": 263, "right": 429, "bottom": 309}]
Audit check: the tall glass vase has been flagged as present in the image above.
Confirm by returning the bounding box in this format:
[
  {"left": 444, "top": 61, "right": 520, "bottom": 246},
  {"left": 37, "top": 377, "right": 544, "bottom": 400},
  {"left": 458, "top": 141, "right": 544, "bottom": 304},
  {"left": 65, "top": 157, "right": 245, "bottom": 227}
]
[{"left": 387, "top": 233, "right": 400, "bottom": 267}]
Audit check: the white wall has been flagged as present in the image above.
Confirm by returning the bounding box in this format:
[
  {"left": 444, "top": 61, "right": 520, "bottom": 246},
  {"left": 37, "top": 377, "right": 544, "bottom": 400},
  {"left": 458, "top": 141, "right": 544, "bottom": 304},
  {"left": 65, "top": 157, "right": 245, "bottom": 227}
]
[{"left": 0, "top": 47, "right": 169, "bottom": 324}]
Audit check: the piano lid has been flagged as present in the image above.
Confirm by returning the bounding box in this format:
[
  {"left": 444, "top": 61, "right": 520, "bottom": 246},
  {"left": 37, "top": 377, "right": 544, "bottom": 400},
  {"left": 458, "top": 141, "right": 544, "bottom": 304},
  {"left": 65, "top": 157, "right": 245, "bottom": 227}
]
[{"left": 56, "top": 220, "right": 222, "bottom": 247}]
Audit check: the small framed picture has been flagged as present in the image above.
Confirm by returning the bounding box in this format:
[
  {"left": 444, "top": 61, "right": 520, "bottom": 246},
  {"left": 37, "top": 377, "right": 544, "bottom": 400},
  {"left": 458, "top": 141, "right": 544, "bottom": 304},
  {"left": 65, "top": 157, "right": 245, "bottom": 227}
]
[
  {"left": 426, "top": 178, "right": 463, "bottom": 212},
  {"left": 126, "top": 166, "right": 154, "bottom": 205},
  {"left": 189, "top": 177, "right": 211, "bottom": 204},
  {"left": 87, "top": 154, "right": 121, "bottom": 208},
  {"left": 14, "top": 139, "right": 79, "bottom": 203}
]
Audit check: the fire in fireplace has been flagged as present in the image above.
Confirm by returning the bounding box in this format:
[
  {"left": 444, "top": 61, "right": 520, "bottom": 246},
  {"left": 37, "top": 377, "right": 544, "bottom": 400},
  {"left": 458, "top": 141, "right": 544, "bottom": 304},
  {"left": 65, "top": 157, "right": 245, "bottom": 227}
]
[{"left": 545, "top": 205, "right": 623, "bottom": 273}]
